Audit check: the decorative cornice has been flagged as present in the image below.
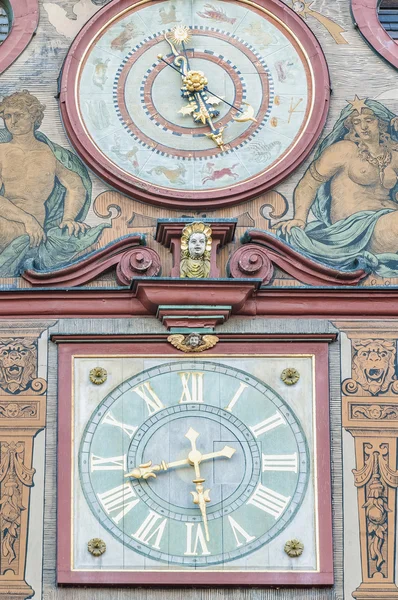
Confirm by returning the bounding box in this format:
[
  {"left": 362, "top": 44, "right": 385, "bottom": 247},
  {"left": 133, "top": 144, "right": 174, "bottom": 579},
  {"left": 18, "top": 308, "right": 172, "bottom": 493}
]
[
  {"left": 235, "top": 229, "right": 367, "bottom": 286},
  {"left": 22, "top": 235, "right": 161, "bottom": 287}
]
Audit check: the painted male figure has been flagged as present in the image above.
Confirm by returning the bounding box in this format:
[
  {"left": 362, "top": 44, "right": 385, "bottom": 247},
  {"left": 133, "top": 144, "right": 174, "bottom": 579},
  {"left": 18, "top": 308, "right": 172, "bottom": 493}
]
[{"left": 0, "top": 90, "right": 107, "bottom": 276}]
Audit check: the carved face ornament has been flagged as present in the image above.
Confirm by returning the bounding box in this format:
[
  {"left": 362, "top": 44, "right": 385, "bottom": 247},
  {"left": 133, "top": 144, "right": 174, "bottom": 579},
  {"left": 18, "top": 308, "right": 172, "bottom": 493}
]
[
  {"left": 0, "top": 340, "right": 37, "bottom": 394},
  {"left": 352, "top": 340, "right": 396, "bottom": 395},
  {"left": 188, "top": 233, "right": 207, "bottom": 259}
]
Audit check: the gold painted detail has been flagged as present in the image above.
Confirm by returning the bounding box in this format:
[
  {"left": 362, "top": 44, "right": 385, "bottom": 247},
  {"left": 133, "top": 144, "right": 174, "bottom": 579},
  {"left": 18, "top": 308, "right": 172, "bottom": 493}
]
[
  {"left": 125, "top": 445, "right": 235, "bottom": 480},
  {"left": 168, "top": 333, "right": 219, "bottom": 353},
  {"left": 183, "top": 70, "right": 208, "bottom": 93},
  {"left": 351, "top": 405, "right": 398, "bottom": 420},
  {"left": 284, "top": 539, "right": 304, "bottom": 558},
  {"left": 353, "top": 443, "right": 398, "bottom": 575},
  {"left": 0, "top": 442, "right": 35, "bottom": 569},
  {"left": 89, "top": 367, "right": 107, "bottom": 385},
  {"left": 281, "top": 368, "right": 300, "bottom": 386},
  {"left": 180, "top": 222, "right": 212, "bottom": 279},
  {"left": 88, "top": 538, "right": 106, "bottom": 557},
  {"left": 342, "top": 339, "right": 398, "bottom": 397}
]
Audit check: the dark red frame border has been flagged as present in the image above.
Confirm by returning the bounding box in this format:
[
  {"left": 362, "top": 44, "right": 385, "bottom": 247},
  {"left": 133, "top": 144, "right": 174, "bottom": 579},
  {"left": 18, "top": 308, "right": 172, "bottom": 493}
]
[
  {"left": 59, "top": 0, "right": 330, "bottom": 209},
  {"left": 57, "top": 339, "right": 333, "bottom": 586},
  {"left": 0, "top": 0, "right": 39, "bottom": 75},
  {"left": 351, "top": 0, "right": 398, "bottom": 70}
]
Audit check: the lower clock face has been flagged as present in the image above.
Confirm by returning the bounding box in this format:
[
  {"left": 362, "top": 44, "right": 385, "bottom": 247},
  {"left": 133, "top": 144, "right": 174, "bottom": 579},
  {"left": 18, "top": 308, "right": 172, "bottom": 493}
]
[
  {"left": 61, "top": 0, "right": 329, "bottom": 207},
  {"left": 78, "top": 359, "right": 310, "bottom": 567}
]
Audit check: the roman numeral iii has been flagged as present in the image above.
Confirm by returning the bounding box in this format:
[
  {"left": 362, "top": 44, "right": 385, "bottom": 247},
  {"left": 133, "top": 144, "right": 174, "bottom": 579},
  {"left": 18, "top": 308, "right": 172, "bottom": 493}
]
[{"left": 262, "top": 453, "right": 298, "bottom": 473}]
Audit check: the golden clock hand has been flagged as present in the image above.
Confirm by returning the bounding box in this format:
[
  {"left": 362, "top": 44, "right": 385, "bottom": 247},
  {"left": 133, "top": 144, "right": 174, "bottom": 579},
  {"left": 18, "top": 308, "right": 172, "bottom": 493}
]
[
  {"left": 185, "top": 427, "right": 211, "bottom": 541},
  {"left": 125, "top": 445, "right": 236, "bottom": 480}
]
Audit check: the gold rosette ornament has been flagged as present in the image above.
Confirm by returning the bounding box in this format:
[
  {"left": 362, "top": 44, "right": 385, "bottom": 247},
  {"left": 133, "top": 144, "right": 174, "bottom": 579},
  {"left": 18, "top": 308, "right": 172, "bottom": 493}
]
[
  {"left": 183, "top": 70, "right": 208, "bottom": 93},
  {"left": 284, "top": 539, "right": 304, "bottom": 558}
]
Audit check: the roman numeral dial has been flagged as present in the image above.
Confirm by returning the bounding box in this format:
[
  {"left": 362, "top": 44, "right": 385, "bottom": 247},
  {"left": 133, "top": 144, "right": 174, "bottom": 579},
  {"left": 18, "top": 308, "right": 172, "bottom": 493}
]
[{"left": 79, "top": 360, "right": 309, "bottom": 568}]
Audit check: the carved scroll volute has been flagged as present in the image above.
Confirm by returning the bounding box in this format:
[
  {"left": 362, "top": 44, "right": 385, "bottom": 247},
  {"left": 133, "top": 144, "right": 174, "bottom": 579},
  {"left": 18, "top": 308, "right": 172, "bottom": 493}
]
[
  {"left": 116, "top": 247, "right": 162, "bottom": 285},
  {"left": 228, "top": 244, "right": 273, "bottom": 284}
]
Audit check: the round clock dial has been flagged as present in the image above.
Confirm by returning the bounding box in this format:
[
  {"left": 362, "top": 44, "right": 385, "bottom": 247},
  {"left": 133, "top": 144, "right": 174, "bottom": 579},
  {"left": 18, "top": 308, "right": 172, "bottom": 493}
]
[
  {"left": 79, "top": 361, "right": 309, "bottom": 566},
  {"left": 61, "top": 0, "right": 329, "bottom": 208}
]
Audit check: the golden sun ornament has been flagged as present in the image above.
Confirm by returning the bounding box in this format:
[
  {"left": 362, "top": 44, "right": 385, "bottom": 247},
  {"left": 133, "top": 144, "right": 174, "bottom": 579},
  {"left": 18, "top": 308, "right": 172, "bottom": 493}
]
[{"left": 170, "top": 25, "right": 191, "bottom": 46}]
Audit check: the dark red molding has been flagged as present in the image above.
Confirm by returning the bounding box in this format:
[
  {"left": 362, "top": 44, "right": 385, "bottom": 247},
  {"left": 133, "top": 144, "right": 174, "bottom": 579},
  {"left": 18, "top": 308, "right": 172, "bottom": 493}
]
[
  {"left": 59, "top": 0, "right": 330, "bottom": 209},
  {"left": 2, "top": 286, "right": 398, "bottom": 319},
  {"left": 22, "top": 236, "right": 161, "bottom": 287},
  {"left": 351, "top": 0, "right": 398, "bottom": 69},
  {"left": 233, "top": 230, "right": 367, "bottom": 286},
  {"left": 0, "top": 0, "right": 39, "bottom": 75},
  {"left": 57, "top": 340, "right": 333, "bottom": 586}
]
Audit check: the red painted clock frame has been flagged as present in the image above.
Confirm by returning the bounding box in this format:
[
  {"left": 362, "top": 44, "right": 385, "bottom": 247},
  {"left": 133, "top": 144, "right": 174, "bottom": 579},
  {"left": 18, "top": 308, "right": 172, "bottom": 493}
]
[
  {"left": 59, "top": 0, "right": 330, "bottom": 209},
  {"left": 57, "top": 338, "right": 333, "bottom": 586}
]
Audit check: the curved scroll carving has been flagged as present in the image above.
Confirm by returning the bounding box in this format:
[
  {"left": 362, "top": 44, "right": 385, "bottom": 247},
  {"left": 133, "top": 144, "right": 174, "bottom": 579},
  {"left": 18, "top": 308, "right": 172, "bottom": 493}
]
[
  {"left": 116, "top": 247, "right": 162, "bottom": 286},
  {"left": 22, "top": 235, "right": 161, "bottom": 287},
  {"left": 229, "top": 230, "right": 367, "bottom": 286},
  {"left": 351, "top": 405, "right": 398, "bottom": 420},
  {"left": 228, "top": 244, "right": 273, "bottom": 284}
]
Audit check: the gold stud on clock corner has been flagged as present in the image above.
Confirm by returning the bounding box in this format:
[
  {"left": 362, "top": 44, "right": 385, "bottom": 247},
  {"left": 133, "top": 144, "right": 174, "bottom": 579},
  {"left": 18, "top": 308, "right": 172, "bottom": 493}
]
[
  {"left": 281, "top": 367, "right": 300, "bottom": 386},
  {"left": 89, "top": 367, "right": 107, "bottom": 385},
  {"left": 284, "top": 539, "right": 304, "bottom": 558},
  {"left": 88, "top": 538, "right": 106, "bottom": 557}
]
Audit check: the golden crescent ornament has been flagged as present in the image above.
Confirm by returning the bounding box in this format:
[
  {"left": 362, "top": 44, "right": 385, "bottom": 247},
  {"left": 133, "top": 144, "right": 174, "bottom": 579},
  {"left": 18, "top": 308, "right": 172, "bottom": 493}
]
[{"left": 232, "top": 102, "right": 257, "bottom": 123}]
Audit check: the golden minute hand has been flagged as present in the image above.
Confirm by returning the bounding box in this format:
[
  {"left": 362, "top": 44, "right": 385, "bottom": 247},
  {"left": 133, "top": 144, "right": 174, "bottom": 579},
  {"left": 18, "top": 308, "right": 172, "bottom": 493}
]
[
  {"left": 185, "top": 427, "right": 211, "bottom": 542},
  {"left": 125, "top": 445, "right": 235, "bottom": 480}
]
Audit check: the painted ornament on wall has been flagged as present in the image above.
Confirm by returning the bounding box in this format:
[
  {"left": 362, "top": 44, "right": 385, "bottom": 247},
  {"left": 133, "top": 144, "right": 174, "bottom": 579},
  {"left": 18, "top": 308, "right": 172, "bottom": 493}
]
[
  {"left": 290, "top": 1, "right": 348, "bottom": 44},
  {"left": 274, "top": 97, "right": 398, "bottom": 279}
]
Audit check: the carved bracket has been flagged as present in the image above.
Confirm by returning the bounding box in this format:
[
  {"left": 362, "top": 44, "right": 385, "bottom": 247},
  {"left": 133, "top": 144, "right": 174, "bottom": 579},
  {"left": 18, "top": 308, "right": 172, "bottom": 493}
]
[
  {"left": 228, "top": 229, "right": 367, "bottom": 286},
  {"left": 155, "top": 218, "right": 236, "bottom": 278},
  {"left": 22, "top": 235, "right": 161, "bottom": 287}
]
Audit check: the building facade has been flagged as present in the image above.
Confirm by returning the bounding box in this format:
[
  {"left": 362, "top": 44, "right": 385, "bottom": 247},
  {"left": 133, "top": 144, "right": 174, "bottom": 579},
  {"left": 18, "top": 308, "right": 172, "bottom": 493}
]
[{"left": 0, "top": 0, "right": 398, "bottom": 598}]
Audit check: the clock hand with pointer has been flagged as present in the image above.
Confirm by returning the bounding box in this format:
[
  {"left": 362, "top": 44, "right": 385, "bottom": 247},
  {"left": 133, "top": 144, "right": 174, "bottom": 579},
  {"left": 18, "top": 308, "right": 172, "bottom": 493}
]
[
  {"left": 126, "top": 426, "right": 236, "bottom": 542},
  {"left": 158, "top": 25, "right": 256, "bottom": 152}
]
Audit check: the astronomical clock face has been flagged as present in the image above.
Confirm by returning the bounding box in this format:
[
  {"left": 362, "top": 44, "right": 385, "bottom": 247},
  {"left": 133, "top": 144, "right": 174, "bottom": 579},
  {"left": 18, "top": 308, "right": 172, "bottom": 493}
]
[
  {"left": 61, "top": 0, "right": 329, "bottom": 208},
  {"left": 66, "top": 354, "right": 327, "bottom": 582}
]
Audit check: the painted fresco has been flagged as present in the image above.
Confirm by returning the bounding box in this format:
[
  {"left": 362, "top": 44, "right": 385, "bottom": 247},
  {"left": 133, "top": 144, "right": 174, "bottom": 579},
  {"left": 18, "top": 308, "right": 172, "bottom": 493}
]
[
  {"left": 0, "top": 91, "right": 108, "bottom": 276},
  {"left": 274, "top": 97, "right": 398, "bottom": 279}
]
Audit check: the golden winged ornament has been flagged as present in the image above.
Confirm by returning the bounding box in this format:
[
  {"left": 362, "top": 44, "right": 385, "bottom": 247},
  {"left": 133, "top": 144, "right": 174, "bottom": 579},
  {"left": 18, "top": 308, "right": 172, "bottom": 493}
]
[{"left": 167, "top": 333, "right": 219, "bottom": 353}]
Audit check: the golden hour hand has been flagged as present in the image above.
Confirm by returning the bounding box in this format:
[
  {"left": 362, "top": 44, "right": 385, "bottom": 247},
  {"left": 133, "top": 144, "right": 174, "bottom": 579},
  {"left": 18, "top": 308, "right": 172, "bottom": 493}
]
[{"left": 125, "top": 445, "right": 235, "bottom": 480}]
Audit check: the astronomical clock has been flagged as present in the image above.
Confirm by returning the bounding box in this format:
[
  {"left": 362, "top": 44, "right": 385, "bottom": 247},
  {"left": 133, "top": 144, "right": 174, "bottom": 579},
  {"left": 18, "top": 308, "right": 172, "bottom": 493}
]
[
  {"left": 58, "top": 343, "right": 332, "bottom": 585},
  {"left": 60, "top": 0, "right": 329, "bottom": 208}
]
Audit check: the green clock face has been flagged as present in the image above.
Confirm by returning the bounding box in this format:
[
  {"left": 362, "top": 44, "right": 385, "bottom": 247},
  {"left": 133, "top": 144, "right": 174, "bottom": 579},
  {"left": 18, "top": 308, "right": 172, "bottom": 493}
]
[{"left": 79, "top": 360, "right": 309, "bottom": 567}]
